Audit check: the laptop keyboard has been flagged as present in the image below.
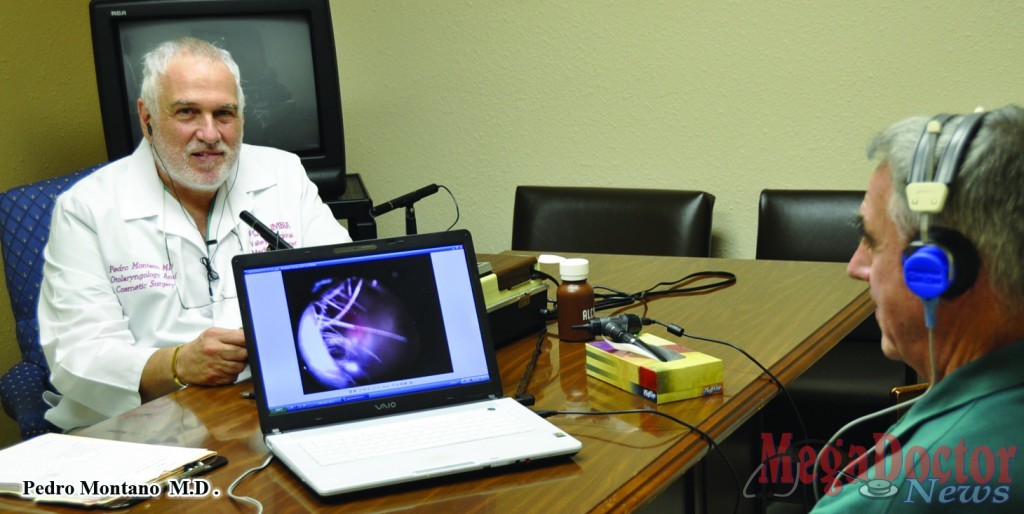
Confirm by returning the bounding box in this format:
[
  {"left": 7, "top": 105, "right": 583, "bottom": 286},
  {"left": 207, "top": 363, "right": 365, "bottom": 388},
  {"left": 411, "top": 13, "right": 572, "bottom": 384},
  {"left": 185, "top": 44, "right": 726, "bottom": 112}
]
[{"left": 300, "top": 407, "right": 532, "bottom": 466}]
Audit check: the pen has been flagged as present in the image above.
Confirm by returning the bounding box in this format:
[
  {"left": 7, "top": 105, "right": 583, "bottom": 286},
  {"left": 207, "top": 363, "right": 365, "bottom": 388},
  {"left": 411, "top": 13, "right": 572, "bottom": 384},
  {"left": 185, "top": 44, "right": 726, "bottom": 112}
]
[
  {"left": 180, "top": 455, "right": 229, "bottom": 479},
  {"left": 240, "top": 390, "right": 255, "bottom": 399}
]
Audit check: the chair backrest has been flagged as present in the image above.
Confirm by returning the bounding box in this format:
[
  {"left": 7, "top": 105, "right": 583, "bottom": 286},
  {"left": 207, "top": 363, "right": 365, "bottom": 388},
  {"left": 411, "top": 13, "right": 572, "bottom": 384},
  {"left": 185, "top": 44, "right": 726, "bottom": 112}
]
[
  {"left": 511, "top": 186, "right": 715, "bottom": 257},
  {"left": 756, "top": 189, "right": 865, "bottom": 262},
  {"left": 1, "top": 166, "right": 101, "bottom": 367},
  {"left": 756, "top": 189, "right": 880, "bottom": 341},
  {"left": 1, "top": 165, "right": 102, "bottom": 439}
]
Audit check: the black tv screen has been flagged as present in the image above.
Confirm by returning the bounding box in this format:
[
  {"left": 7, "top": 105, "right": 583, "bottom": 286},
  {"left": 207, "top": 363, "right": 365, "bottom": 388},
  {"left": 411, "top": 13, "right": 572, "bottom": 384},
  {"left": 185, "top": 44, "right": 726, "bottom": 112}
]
[{"left": 89, "top": 0, "right": 347, "bottom": 197}]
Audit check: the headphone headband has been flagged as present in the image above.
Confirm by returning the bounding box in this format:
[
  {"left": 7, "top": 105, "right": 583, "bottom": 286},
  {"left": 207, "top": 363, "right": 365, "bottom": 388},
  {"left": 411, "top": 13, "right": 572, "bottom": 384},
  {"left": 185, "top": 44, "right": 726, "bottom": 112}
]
[
  {"left": 908, "top": 114, "right": 953, "bottom": 185},
  {"left": 935, "top": 112, "right": 986, "bottom": 185},
  {"left": 906, "top": 113, "right": 986, "bottom": 215}
]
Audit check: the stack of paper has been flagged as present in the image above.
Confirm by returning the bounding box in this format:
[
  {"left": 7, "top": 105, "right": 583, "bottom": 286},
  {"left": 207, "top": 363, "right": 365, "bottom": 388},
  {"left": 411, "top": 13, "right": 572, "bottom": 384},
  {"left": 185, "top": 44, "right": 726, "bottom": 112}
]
[{"left": 0, "top": 433, "right": 215, "bottom": 507}]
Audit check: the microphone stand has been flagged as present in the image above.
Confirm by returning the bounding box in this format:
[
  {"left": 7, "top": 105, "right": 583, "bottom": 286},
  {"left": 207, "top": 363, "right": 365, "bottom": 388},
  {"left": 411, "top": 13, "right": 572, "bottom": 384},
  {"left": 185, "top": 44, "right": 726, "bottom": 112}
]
[
  {"left": 368, "top": 184, "right": 439, "bottom": 235},
  {"left": 405, "top": 205, "right": 418, "bottom": 235}
]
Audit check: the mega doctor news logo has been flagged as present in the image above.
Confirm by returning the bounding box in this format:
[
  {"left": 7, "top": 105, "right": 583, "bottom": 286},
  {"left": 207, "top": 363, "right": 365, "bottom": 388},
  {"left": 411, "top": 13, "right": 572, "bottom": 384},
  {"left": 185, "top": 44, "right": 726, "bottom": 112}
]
[{"left": 745, "top": 432, "right": 1017, "bottom": 506}]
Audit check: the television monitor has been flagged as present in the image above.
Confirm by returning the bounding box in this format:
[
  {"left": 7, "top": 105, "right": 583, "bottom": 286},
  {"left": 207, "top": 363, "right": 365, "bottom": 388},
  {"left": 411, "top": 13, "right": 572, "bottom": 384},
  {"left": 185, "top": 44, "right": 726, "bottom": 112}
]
[{"left": 89, "top": 0, "right": 347, "bottom": 198}]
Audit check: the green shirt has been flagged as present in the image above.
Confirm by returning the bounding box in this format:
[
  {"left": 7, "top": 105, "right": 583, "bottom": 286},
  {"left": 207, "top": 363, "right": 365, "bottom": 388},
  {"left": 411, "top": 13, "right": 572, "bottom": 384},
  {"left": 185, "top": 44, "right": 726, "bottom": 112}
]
[{"left": 810, "top": 341, "right": 1024, "bottom": 513}]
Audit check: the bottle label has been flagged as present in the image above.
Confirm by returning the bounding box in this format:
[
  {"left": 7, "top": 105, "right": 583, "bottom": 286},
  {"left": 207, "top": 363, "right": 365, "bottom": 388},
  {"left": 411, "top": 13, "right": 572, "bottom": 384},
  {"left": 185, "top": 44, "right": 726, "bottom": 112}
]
[{"left": 557, "top": 281, "right": 595, "bottom": 341}]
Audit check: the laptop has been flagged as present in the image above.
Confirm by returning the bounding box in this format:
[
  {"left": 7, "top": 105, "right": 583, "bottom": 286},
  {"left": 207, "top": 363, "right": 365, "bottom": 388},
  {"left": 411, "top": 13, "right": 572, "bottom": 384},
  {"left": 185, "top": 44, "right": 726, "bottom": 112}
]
[{"left": 231, "top": 229, "right": 581, "bottom": 496}]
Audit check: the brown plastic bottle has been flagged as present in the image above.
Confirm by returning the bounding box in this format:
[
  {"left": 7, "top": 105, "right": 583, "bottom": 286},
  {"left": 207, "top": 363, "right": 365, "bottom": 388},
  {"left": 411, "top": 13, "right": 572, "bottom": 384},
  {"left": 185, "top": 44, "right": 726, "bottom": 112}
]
[{"left": 557, "top": 258, "right": 595, "bottom": 341}]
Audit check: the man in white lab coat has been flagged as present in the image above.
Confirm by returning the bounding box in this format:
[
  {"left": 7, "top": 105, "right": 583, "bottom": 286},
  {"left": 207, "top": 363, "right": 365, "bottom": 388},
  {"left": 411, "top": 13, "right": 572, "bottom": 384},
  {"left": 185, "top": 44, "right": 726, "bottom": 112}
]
[{"left": 38, "top": 37, "right": 351, "bottom": 431}]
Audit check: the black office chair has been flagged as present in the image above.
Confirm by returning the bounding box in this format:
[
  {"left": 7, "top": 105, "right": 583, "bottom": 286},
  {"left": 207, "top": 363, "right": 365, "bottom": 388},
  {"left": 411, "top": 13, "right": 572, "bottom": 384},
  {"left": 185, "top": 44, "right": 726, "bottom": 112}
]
[
  {"left": 756, "top": 189, "right": 914, "bottom": 451},
  {"left": 0, "top": 164, "right": 103, "bottom": 440},
  {"left": 511, "top": 186, "right": 715, "bottom": 257}
]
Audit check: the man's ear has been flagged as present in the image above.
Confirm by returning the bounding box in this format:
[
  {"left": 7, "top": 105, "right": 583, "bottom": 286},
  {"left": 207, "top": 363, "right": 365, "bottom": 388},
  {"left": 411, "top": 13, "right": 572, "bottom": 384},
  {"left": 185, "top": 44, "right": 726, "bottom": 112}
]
[{"left": 137, "top": 98, "right": 152, "bottom": 142}]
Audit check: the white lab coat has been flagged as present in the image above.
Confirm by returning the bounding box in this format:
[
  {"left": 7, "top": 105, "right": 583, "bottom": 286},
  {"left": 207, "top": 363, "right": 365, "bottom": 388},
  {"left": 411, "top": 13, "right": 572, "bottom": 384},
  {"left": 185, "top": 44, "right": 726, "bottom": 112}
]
[{"left": 38, "top": 142, "right": 351, "bottom": 431}]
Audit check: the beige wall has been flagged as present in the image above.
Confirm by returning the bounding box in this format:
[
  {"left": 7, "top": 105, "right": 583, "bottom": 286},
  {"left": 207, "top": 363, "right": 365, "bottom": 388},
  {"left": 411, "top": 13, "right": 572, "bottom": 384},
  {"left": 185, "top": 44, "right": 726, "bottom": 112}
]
[
  {"left": 333, "top": 0, "right": 1024, "bottom": 256},
  {"left": 2, "top": 0, "right": 1022, "bottom": 447}
]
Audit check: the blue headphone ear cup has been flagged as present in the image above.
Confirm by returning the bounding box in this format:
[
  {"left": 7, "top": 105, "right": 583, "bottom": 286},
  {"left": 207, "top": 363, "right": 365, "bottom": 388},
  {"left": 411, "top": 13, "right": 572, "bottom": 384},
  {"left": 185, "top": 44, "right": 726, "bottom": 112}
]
[
  {"left": 902, "top": 227, "right": 979, "bottom": 300},
  {"left": 903, "top": 244, "right": 953, "bottom": 299}
]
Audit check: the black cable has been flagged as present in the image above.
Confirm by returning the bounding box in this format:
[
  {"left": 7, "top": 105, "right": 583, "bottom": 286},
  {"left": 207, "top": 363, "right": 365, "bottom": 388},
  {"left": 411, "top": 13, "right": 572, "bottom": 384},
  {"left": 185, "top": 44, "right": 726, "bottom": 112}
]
[
  {"left": 594, "top": 271, "right": 737, "bottom": 312},
  {"left": 537, "top": 408, "right": 740, "bottom": 514},
  {"left": 530, "top": 268, "right": 561, "bottom": 291},
  {"left": 638, "top": 270, "right": 738, "bottom": 296},
  {"left": 529, "top": 269, "right": 562, "bottom": 320},
  {"left": 592, "top": 284, "right": 637, "bottom": 311},
  {"left": 514, "top": 327, "right": 549, "bottom": 405},
  {"left": 647, "top": 318, "right": 812, "bottom": 512},
  {"left": 439, "top": 184, "right": 460, "bottom": 231},
  {"left": 541, "top": 270, "right": 737, "bottom": 320}
]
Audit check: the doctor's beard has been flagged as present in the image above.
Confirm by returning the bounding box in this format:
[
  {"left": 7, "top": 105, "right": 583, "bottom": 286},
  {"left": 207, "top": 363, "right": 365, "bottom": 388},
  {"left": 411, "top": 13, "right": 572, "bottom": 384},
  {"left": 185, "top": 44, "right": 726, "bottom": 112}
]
[{"left": 153, "top": 132, "right": 241, "bottom": 193}]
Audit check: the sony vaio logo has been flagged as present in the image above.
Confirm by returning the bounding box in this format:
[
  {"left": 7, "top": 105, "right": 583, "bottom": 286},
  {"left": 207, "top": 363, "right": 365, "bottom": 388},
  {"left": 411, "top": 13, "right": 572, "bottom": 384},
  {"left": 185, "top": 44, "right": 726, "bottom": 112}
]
[{"left": 375, "top": 401, "right": 398, "bottom": 411}]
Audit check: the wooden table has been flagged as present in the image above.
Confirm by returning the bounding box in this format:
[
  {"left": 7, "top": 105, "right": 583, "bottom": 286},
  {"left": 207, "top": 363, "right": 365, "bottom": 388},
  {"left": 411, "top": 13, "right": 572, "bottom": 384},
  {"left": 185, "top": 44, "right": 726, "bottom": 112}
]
[{"left": 1, "top": 253, "right": 871, "bottom": 513}]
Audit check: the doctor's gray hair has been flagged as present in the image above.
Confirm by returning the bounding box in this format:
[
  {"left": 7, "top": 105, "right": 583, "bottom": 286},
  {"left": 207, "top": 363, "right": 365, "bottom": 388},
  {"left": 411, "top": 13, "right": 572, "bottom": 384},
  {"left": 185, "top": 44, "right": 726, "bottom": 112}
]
[{"left": 139, "top": 37, "right": 245, "bottom": 115}]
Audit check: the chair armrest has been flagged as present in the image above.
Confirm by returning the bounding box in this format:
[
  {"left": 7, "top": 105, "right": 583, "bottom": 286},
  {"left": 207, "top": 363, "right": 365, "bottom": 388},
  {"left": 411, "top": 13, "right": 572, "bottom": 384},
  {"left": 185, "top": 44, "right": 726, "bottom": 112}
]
[
  {"left": 890, "top": 382, "right": 930, "bottom": 421},
  {"left": 0, "top": 361, "right": 57, "bottom": 439}
]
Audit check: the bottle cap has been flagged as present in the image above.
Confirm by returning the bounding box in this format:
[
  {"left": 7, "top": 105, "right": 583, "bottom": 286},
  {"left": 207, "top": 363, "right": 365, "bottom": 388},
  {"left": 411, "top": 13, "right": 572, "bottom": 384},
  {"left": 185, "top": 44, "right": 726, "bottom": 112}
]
[
  {"left": 538, "top": 254, "right": 566, "bottom": 265},
  {"left": 559, "top": 258, "right": 589, "bottom": 281}
]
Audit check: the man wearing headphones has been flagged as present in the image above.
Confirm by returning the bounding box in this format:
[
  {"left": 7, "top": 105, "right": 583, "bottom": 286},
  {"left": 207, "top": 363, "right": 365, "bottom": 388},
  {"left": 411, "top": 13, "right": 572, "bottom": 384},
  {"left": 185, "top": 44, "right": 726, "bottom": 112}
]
[
  {"left": 38, "top": 37, "right": 351, "bottom": 431},
  {"left": 812, "top": 106, "right": 1024, "bottom": 511}
]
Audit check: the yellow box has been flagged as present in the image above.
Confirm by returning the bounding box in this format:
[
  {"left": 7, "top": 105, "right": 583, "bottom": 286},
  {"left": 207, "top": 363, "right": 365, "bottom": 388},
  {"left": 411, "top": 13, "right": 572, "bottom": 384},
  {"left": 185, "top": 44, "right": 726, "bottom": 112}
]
[{"left": 585, "top": 333, "right": 724, "bottom": 404}]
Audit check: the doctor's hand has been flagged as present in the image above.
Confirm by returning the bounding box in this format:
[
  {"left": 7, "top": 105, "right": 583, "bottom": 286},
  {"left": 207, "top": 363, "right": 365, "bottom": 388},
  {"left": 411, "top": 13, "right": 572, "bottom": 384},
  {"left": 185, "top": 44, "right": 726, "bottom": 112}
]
[
  {"left": 175, "top": 327, "right": 248, "bottom": 386},
  {"left": 141, "top": 328, "right": 248, "bottom": 402}
]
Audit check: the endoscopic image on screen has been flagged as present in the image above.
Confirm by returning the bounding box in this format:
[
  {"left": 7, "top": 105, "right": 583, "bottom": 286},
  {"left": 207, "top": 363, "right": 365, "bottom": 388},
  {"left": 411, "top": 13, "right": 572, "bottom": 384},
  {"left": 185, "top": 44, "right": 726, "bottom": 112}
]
[{"left": 281, "top": 257, "right": 455, "bottom": 395}]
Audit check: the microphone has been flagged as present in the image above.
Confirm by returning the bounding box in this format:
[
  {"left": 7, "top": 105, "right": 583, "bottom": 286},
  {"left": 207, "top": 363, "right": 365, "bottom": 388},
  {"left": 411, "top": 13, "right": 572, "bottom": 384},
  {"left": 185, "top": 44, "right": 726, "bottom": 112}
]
[
  {"left": 370, "top": 184, "right": 439, "bottom": 217},
  {"left": 574, "top": 315, "right": 681, "bottom": 362},
  {"left": 199, "top": 256, "right": 219, "bottom": 281},
  {"left": 574, "top": 314, "right": 644, "bottom": 335},
  {"left": 240, "top": 210, "right": 293, "bottom": 251}
]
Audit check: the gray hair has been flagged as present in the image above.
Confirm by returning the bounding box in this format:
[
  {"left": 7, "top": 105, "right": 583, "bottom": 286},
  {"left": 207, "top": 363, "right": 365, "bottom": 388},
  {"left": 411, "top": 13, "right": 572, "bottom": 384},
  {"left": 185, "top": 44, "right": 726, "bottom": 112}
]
[
  {"left": 139, "top": 37, "right": 245, "bottom": 115},
  {"left": 867, "top": 105, "right": 1024, "bottom": 310}
]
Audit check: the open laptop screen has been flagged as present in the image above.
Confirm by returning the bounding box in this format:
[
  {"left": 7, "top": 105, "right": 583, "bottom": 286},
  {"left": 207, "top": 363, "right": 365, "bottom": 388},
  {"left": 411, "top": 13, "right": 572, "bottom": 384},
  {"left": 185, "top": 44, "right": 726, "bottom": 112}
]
[{"left": 240, "top": 243, "right": 491, "bottom": 416}]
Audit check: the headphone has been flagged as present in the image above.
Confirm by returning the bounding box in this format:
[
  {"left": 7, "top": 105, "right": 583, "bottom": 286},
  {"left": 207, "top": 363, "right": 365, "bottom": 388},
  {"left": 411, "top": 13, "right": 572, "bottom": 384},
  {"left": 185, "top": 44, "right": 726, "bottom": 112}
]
[
  {"left": 147, "top": 122, "right": 154, "bottom": 137},
  {"left": 902, "top": 112, "right": 985, "bottom": 300}
]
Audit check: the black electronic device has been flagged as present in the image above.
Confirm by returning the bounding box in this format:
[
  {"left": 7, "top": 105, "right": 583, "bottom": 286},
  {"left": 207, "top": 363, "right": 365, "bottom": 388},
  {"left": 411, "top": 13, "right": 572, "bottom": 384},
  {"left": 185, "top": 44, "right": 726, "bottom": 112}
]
[
  {"left": 574, "top": 314, "right": 644, "bottom": 336},
  {"left": 573, "top": 315, "right": 682, "bottom": 362},
  {"left": 88, "top": 0, "right": 347, "bottom": 199}
]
